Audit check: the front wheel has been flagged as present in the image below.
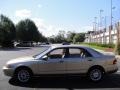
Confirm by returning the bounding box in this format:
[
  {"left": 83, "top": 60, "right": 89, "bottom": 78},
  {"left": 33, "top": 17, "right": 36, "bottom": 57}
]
[
  {"left": 14, "top": 68, "right": 32, "bottom": 83},
  {"left": 88, "top": 68, "right": 103, "bottom": 82}
]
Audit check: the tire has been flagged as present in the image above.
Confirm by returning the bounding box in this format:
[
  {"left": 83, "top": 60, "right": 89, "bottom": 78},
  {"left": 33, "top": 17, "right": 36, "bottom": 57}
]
[
  {"left": 88, "top": 68, "right": 103, "bottom": 82},
  {"left": 14, "top": 68, "right": 32, "bottom": 83}
]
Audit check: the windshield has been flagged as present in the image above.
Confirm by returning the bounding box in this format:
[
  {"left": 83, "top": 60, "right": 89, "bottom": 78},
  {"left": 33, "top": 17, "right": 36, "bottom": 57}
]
[{"left": 33, "top": 47, "right": 50, "bottom": 58}]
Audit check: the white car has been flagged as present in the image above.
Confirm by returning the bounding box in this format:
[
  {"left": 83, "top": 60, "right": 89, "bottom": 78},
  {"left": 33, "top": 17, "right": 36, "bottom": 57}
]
[{"left": 3, "top": 45, "right": 118, "bottom": 83}]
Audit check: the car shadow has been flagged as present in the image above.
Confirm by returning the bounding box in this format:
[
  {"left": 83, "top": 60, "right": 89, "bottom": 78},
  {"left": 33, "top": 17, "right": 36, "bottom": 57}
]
[{"left": 9, "top": 74, "right": 120, "bottom": 89}]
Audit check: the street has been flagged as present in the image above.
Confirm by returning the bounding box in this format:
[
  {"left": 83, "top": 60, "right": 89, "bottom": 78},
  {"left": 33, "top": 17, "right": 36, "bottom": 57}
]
[{"left": 0, "top": 46, "right": 120, "bottom": 90}]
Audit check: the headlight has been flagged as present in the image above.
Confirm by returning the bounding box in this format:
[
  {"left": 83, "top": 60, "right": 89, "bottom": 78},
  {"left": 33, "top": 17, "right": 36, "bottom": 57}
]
[{"left": 6, "top": 64, "right": 14, "bottom": 68}]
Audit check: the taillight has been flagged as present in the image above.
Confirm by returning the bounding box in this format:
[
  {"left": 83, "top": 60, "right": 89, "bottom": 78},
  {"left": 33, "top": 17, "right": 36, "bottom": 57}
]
[{"left": 113, "top": 59, "right": 117, "bottom": 64}]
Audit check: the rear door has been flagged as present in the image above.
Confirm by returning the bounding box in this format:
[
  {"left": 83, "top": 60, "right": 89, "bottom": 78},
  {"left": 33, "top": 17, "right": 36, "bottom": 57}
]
[{"left": 66, "top": 47, "right": 93, "bottom": 74}]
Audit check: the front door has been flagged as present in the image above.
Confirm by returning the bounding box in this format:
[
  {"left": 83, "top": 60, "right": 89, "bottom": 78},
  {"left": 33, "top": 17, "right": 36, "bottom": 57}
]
[{"left": 38, "top": 48, "right": 66, "bottom": 74}]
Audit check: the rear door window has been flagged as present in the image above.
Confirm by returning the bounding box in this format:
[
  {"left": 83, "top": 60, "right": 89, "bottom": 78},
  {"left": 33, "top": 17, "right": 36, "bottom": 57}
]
[{"left": 69, "top": 48, "right": 92, "bottom": 58}]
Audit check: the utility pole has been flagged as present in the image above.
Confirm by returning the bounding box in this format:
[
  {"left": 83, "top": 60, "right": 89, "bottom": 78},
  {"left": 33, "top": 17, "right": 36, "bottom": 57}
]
[
  {"left": 94, "top": 17, "right": 97, "bottom": 43},
  {"left": 99, "top": 9, "right": 104, "bottom": 43},
  {"left": 111, "top": 0, "right": 113, "bottom": 30},
  {"left": 110, "top": 0, "right": 116, "bottom": 43},
  {"left": 111, "top": 0, "right": 116, "bottom": 29},
  {"left": 94, "top": 17, "right": 97, "bottom": 32},
  {"left": 104, "top": 16, "right": 107, "bottom": 30},
  {"left": 103, "top": 16, "right": 107, "bottom": 44},
  {"left": 100, "top": 9, "right": 104, "bottom": 30}
]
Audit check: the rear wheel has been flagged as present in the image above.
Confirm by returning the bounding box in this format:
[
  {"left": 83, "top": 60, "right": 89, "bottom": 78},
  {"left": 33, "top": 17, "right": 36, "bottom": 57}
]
[
  {"left": 88, "top": 68, "right": 103, "bottom": 82},
  {"left": 14, "top": 68, "right": 32, "bottom": 83}
]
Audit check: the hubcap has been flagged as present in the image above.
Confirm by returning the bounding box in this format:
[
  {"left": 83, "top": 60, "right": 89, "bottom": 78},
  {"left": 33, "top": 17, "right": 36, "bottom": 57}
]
[
  {"left": 90, "top": 69, "right": 102, "bottom": 81},
  {"left": 17, "top": 70, "right": 30, "bottom": 82}
]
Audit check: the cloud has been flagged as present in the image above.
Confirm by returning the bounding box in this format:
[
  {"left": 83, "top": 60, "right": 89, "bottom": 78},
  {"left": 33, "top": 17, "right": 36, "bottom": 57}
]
[
  {"left": 46, "top": 25, "right": 59, "bottom": 36},
  {"left": 32, "top": 19, "right": 90, "bottom": 37},
  {"left": 38, "top": 4, "right": 42, "bottom": 8},
  {"left": 0, "top": 10, "right": 1, "bottom": 14},
  {"left": 32, "top": 18, "right": 58, "bottom": 37},
  {"left": 32, "top": 18, "right": 47, "bottom": 30},
  {"left": 15, "top": 9, "right": 31, "bottom": 18},
  {"left": 80, "top": 26, "right": 93, "bottom": 32},
  {"left": 13, "top": 16, "right": 58, "bottom": 37}
]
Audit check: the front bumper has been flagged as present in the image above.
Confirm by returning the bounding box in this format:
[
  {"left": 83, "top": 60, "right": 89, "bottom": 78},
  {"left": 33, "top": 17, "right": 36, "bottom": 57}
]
[{"left": 3, "top": 66, "right": 14, "bottom": 77}]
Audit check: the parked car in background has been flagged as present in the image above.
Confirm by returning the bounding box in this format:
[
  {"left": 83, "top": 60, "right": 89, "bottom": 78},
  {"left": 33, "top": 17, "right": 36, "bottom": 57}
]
[
  {"left": 16, "top": 41, "right": 34, "bottom": 47},
  {"left": 3, "top": 45, "right": 118, "bottom": 83},
  {"left": 39, "top": 42, "right": 50, "bottom": 45},
  {"left": 62, "top": 42, "right": 70, "bottom": 45}
]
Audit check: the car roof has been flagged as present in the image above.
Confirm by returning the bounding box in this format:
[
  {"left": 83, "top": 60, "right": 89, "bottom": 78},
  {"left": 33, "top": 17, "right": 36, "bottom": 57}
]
[{"left": 50, "top": 44, "right": 90, "bottom": 50}]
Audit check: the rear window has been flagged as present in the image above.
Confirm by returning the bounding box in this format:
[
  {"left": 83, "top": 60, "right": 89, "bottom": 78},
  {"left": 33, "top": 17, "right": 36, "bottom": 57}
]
[{"left": 87, "top": 48, "right": 103, "bottom": 57}]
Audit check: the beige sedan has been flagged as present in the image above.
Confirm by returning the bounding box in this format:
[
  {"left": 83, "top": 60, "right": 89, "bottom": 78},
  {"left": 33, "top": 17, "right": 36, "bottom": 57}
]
[{"left": 3, "top": 45, "right": 118, "bottom": 83}]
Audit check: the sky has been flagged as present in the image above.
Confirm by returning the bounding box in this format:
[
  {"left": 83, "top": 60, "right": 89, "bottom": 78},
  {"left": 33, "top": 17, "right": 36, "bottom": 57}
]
[{"left": 0, "top": 0, "right": 120, "bottom": 37}]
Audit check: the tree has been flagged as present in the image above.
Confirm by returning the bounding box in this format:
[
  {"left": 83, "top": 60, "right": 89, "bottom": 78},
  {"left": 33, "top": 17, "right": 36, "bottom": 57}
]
[
  {"left": 66, "top": 31, "right": 76, "bottom": 43},
  {"left": 16, "top": 19, "right": 41, "bottom": 42},
  {"left": 40, "top": 34, "right": 48, "bottom": 42},
  {"left": 47, "top": 31, "right": 67, "bottom": 43},
  {"left": 73, "top": 33, "right": 85, "bottom": 43},
  {"left": 114, "top": 42, "right": 120, "bottom": 55},
  {"left": 48, "top": 35, "right": 55, "bottom": 43},
  {"left": 0, "top": 15, "right": 16, "bottom": 47},
  {"left": 54, "top": 30, "right": 66, "bottom": 43}
]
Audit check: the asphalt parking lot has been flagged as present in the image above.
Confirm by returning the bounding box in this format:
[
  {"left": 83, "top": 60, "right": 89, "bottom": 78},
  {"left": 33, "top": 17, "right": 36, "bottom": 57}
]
[{"left": 0, "top": 46, "right": 120, "bottom": 90}]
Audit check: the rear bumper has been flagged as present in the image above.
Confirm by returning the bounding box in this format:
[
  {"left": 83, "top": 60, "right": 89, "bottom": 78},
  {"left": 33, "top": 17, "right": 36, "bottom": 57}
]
[{"left": 106, "top": 68, "right": 118, "bottom": 74}]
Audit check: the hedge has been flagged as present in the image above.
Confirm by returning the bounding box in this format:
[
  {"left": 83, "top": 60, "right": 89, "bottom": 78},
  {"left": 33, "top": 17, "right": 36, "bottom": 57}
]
[{"left": 82, "top": 43, "right": 115, "bottom": 48}]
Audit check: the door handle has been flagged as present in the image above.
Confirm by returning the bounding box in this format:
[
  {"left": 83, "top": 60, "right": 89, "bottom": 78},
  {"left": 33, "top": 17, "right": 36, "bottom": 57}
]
[{"left": 59, "top": 60, "right": 64, "bottom": 63}]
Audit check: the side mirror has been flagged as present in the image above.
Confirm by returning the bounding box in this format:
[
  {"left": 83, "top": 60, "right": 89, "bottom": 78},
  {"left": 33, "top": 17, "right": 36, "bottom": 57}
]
[{"left": 42, "top": 55, "right": 48, "bottom": 61}]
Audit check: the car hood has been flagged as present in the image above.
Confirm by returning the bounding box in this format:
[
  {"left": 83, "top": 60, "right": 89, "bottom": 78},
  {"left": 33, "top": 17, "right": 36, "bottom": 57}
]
[{"left": 7, "top": 56, "right": 35, "bottom": 65}]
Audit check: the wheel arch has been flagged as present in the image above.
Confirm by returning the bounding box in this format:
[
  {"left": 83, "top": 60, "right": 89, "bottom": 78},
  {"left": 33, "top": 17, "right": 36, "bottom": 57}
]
[
  {"left": 87, "top": 65, "right": 105, "bottom": 74},
  {"left": 14, "top": 65, "right": 33, "bottom": 75}
]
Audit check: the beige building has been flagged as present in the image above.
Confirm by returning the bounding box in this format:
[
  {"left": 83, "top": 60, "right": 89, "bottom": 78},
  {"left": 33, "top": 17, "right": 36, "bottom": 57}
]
[{"left": 85, "top": 22, "right": 120, "bottom": 44}]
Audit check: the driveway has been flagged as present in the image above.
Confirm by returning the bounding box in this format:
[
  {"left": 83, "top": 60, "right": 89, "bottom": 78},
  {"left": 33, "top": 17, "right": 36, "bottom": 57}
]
[{"left": 0, "top": 46, "right": 120, "bottom": 90}]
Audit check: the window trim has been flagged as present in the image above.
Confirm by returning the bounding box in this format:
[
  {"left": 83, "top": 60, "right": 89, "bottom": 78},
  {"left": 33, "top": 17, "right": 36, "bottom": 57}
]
[
  {"left": 68, "top": 47, "right": 93, "bottom": 58},
  {"left": 42, "top": 47, "right": 93, "bottom": 60}
]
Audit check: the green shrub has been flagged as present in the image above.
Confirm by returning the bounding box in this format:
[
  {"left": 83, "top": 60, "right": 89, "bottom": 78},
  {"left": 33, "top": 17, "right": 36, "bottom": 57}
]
[
  {"left": 82, "top": 43, "right": 115, "bottom": 48},
  {"left": 114, "top": 42, "right": 120, "bottom": 55}
]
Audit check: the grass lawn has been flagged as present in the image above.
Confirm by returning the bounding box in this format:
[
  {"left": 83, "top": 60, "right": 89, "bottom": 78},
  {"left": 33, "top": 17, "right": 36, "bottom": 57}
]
[{"left": 80, "top": 43, "right": 114, "bottom": 52}]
